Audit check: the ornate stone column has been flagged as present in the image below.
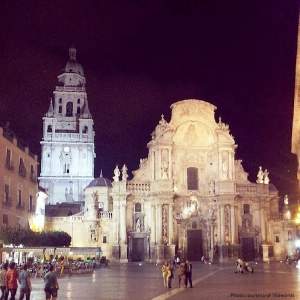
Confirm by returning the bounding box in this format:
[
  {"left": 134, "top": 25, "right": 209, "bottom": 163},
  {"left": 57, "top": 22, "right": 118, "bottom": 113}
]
[
  {"left": 168, "top": 204, "right": 174, "bottom": 245},
  {"left": 156, "top": 203, "right": 162, "bottom": 244},
  {"left": 151, "top": 204, "right": 156, "bottom": 244},
  {"left": 220, "top": 205, "right": 225, "bottom": 243},
  {"left": 230, "top": 205, "right": 236, "bottom": 244},
  {"left": 260, "top": 207, "right": 266, "bottom": 242}
]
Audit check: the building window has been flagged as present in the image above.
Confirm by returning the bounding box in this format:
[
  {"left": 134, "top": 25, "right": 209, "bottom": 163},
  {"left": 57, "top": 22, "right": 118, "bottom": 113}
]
[
  {"left": 58, "top": 106, "right": 62, "bottom": 113},
  {"left": 59, "top": 98, "right": 62, "bottom": 104},
  {"left": 17, "top": 190, "right": 22, "bottom": 207},
  {"left": 187, "top": 167, "right": 198, "bottom": 190},
  {"left": 82, "top": 126, "right": 88, "bottom": 134},
  {"left": 77, "top": 106, "right": 80, "bottom": 115},
  {"left": 30, "top": 165, "right": 36, "bottom": 182},
  {"left": 19, "top": 158, "right": 26, "bottom": 177},
  {"left": 243, "top": 204, "right": 250, "bottom": 214},
  {"left": 3, "top": 214, "right": 8, "bottom": 226},
  {"left": 64, "top": 163, "right": 70, "bottom": 174},
  {"left": 5, "top": 149, "right": 12, "bottom": 169},
  {"left": 275, "top": 235, "right": 280, "bottom": 243},
  {"left": 103, "top": 236, "right": 107, "bottom": 243},
  {"left": 4, "top": 184, "right": 10, "bottom": 204},
  {"left": 29, "top": 195, "right": 33, "bottom": 212},
  {"left": 77, "top": 98, "right": 80, "bottom": 104},
  {"left": 47, "top": 125, "right": 52, "bottom": 133},
  {"left": 66, "top": 102, "right": 73, "bottom": 116},
  {"left": 135, "top": 203, "right": 142, "bottom": 213}
]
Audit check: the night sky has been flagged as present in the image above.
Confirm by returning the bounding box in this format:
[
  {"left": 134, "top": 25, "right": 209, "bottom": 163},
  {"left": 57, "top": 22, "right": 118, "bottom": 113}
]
[{"left": 0, "top": 1, "right": 299, "bottom": 202}]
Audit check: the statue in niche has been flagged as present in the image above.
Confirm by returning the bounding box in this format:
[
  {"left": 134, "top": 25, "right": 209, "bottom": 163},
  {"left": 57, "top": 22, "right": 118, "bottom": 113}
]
[
  {"left": 263, "top": 169, "right": 270, "bottom": 184},
  {"left": 161, "top": 149, "right": 169, "bottom": 179},
  {"left": 256, "top": 166, "right": 264, "bottom": 183},
  {"left": 185, "top": 124, "right": 197, "bottom": 145},
  {"left": 284, "top": 194, "right": 289, "bottom": 206},
  {"left": 122, "top": 164, "right": 128, "bottom": 181},
  {"left": 136, "top": 217, "right": 141, "bottom": 232},
  {"left": 113, "top": 165, "right": 120, "bottom": 182},
  {"left": 221, "top": 152, "right": 229, "bottom": 179}
]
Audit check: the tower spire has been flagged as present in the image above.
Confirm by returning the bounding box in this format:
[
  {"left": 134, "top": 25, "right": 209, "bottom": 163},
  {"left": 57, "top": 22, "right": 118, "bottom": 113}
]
[
  {"left": 46, "top": 98, "right": 54, "bottom": 117},
  {"left": 69, "top": 46, "right": 77, "bottom": 61}
]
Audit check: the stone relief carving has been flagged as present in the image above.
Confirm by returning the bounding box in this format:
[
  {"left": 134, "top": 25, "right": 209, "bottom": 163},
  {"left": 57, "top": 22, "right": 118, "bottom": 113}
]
[
  {"left": 224, "top": 205, "right": 230, "bottom": 243},
  {"left": 162, "top": 204, "right": 168, "bottom": 244}
]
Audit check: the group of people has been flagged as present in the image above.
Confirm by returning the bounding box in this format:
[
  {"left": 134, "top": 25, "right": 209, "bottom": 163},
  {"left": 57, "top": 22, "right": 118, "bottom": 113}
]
[
  {"left": 161, "top": 258, "right": 193, "bottom": 289},
  {"left": 0, "top": 262, "right": 59, "bottom": 300},
  {"left": 235, "top": 258, "right": 254, "bottom": 274}
]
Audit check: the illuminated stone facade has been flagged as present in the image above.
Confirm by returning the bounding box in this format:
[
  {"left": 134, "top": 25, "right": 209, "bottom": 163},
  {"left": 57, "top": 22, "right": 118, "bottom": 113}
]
[
  {"left": 0, "top": 126, "right": 38, "bottom": 229},
  {"left": 39, "top": 47, "right": 95, "bottom": 204},
  {"left": 292, "top": 16, "right": 300, "bottom": 180},
  {"left": 46, "top": 99, "right": 282, "bottom": 262}
]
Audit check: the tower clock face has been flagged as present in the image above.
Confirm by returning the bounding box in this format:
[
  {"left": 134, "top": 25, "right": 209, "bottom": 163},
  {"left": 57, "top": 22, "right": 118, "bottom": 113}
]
[{"left": 64, "top": 146, "right": 70, "bottom": 153}]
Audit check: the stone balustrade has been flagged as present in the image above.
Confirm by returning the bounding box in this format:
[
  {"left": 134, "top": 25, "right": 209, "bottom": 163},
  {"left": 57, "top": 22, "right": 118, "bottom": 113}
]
[
  {"left": 99, "top": 211, "right": 113, "bottom": 219},
  {"left": 126, "top": 182, "right": 151, "bottom": 193},
  {"left": 55, "top": 86, "right": 85, "bottom": 92},
  {"left": 44, "top": 132, "right": 89, "bottom": 142}
]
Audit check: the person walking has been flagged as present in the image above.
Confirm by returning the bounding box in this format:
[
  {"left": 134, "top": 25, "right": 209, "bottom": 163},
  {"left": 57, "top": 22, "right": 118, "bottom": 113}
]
[
  {"left": 177, "top": 261, "right": 187, "bottom": 288},
  {"left": 18, "top": 264, "right": 31, "bottom": 300},
  {"left": 0, "top": 263, "right": 8, "bottom": 300},
  {"left": 5, "top": 262, "right": 18, "bottom": 300},
  {"left": 186, "top": 260, "right": 193, "bottom": 288},
  {"left": 161, "top": 262, "right": 169, "bottom": 288},
  {"left": 44, "top": 265, "right": 59, "bottom": 300},
  {"left": 166, "top": 262, "right": 173, "bottom": 288}
]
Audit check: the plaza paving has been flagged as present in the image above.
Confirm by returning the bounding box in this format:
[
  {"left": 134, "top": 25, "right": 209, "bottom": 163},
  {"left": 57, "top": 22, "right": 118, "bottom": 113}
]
[{"left": 15, "top": 262, "right": 300, "bottom": 300}]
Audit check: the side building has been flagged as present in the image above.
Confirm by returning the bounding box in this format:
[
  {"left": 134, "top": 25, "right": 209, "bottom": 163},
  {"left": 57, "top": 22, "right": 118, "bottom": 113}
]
[
  {"left": 39, "top": 47, "right": 95, "bottom": 204},
  {"left": 0, "top": 126, "right": 38, "bottom": 229}
]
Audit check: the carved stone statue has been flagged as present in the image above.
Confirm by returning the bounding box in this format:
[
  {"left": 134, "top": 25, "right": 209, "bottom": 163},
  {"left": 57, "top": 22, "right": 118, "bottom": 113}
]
[
  {"left": 122, "top": 164, "right": 128, "bottom": 181},
  {"left": 284, "top": 194, "right": 289, "bottom": 206},
  {"left": 113, "top": 165, "right": 120, "bottom": 182},
  {"left": 256, "top": 166, "right": 264, "bottom": 183},
  {"left": 263, "top": 169, "right": 270, "bottom": 184}
]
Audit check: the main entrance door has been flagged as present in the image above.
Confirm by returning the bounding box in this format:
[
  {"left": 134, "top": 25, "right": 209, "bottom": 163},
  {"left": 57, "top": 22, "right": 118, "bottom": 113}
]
[
  {"left": 241, "top": 237, "right": 255, "bottom": 261},
  {"left": 187, "top": 230, "right": 203, "bottom": 261},
  {"left": 132, "top": 238, "right": 145, "bottom": 261}
]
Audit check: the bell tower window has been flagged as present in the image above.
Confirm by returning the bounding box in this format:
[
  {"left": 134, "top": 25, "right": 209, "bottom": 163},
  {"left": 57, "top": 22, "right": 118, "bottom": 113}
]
[
  {"left": 47, "top": 125, "right": 52, "bottom": 132},
  {"left": 58, "top": 106, "right": 62, "bottom": 114},
  {"left": 77, "top": 107, "right": 81, "bottom": 115},
  {"left": 66, "top": 102, "right": 73, "bottom": 116},
  {"left": 82, "top": 126, "right": 88, "bottom": 134},
  {"left": 64, "top": 163, "right": 70, "bottom": 174},
  {"left": 187, "top": 167, "right": 198, "bottom": 190}
]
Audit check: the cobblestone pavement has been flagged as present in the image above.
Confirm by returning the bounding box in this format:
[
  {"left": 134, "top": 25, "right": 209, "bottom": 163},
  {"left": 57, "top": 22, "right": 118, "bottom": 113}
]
[{"left": 13, "top": 262, "right": 300, "bottom": 300}]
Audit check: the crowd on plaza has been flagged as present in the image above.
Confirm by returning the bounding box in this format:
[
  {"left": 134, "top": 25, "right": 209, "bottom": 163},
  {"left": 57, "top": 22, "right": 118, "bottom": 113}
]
[
  {"left": 0, "top": 261, "right": 59, "bottom": 300},
  {"left": 161, "top": 257, "right": 193, "bottom": 289}
]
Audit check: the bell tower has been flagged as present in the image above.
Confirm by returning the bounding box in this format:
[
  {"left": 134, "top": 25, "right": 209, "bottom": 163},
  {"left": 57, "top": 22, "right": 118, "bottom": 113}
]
[{"left": 39, "top": 47, "right": 95, "bottom": 204}]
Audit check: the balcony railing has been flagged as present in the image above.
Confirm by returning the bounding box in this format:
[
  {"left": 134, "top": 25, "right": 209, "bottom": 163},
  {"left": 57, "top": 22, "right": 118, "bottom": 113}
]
[
  {"left": 99, "top": 211, "right": 113, "bottom": 219},
  {"left": 126, "top": 182, "right": 151, "bottom": 193},
  {"left": 5, "top": 161, "right": 14, "bottom": 171},
  {"left": 28, "top": 205, "right": 36, "bottom": 213},
  {"left": 2, "top": 198, "right": 12, "bottom": 208},
  {"left": 16, "top": 203, "right": 25, "bottom": 210}
]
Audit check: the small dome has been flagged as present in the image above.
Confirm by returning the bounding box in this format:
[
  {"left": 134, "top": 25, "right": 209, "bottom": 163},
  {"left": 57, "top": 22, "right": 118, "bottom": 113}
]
[
  {"left": 64, "top": 47, "right": 84, "bottom": 76},
  {"left": 65, "top": 60, "right": 84, "bottom": 76},
  {"left": 86, "top": 173, "right": 112, "bottom": 188}
]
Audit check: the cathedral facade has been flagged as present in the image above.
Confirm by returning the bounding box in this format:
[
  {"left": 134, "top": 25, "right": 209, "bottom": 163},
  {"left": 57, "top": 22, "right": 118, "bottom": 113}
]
[
  {"left": 39, "top": 47, "right": 95, "bottom": 204},
  {"left": 46, "top": 98, "right": 282, "bottom": 262}
]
